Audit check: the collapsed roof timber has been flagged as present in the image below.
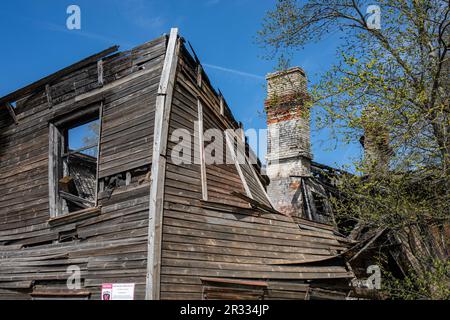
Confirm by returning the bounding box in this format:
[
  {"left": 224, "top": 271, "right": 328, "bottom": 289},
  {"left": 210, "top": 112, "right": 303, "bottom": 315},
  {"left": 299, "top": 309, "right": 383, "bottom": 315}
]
[{"left": 0, "top": 28, "right": 364, "bottom": 300}]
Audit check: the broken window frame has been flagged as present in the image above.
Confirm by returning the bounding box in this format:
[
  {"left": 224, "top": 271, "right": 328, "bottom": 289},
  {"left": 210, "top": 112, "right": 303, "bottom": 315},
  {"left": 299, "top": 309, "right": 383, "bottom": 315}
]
[
  {"left": 48, "top": 102, "right": 103, "bottom": 218},
  {"left": 300, "top": 178, "right": 335, "bottom": 225}
]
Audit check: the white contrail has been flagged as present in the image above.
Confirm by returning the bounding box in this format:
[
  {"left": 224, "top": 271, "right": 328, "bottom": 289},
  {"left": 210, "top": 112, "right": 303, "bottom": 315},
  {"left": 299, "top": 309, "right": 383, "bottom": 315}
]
[{"left": 202, "top": 63, "right": 265, "bottom": 80}]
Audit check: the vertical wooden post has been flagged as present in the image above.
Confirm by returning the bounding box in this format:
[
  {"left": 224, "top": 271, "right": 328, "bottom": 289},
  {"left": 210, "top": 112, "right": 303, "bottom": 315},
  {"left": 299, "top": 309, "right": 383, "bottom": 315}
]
[
  {"left": 196, "top": 64, "right": 203, "bottom": 88},
  {"left": 94, "top": 101, "right": 104, "bottom": 207},
  {"left": 197, "top": 99, "right": 208, "bottom": 201},
  {"left": 225, "top": 130, "right": 253, "bottom": 199},
  {"left": 219, "top": 95, "right": 224, "bottom": 115},
  {"left": 97, "top": 59, "right": 104, "bottom": 86},
  {"left": 146, "top": 28, "right": 180, "bottom": 300},
  {"left": 46, "top": 84, "right": 53, "bottom": 108},
  {"left": 48, "top": 123, "right": 60, "bottom": 217}
]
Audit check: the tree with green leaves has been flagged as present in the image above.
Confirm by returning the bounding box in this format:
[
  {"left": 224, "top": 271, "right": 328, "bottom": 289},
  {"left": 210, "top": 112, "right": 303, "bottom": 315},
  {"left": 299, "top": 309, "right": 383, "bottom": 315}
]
[{"left": 259, "top": 0, "right": 449, "bottom": 299}]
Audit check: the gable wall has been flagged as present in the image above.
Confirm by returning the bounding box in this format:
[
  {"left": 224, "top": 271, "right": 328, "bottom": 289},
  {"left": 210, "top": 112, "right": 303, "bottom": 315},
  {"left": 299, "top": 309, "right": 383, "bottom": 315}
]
[
  {"left": 0, "top": 35, "right": 167, "bottom": 299},
  {"left": 159, "top": 43, "right": 352, "bottom": 300}
]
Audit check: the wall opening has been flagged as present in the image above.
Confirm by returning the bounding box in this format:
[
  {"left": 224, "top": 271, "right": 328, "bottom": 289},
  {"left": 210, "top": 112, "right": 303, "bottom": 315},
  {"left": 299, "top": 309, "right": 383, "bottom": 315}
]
[{"left": 49, "top": 104, "right": 101, "bottom": 217}]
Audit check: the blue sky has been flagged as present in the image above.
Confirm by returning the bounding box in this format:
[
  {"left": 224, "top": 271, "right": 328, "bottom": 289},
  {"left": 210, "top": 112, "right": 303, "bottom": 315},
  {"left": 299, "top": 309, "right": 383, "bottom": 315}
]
[{"left": 0, "top": 0, "right": 361, "bottom": 170}]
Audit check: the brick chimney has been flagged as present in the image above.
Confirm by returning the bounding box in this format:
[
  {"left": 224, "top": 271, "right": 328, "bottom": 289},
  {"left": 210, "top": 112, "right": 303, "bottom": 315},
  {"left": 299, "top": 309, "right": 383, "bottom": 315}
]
[{"left": 265, "top": 67, "right": 312, "bottom": 217}]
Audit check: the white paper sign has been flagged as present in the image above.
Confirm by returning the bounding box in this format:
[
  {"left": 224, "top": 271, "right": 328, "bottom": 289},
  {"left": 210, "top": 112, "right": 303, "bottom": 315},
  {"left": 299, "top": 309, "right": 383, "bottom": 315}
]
[{"left": 101, "top": 283, "right": 135, "bottom": 300}]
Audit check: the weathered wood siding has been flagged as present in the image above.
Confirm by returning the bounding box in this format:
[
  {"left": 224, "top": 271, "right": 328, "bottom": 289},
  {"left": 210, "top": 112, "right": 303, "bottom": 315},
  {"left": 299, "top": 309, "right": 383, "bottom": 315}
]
[
  {"left": 0, "top": 35, "right": 167, "bottom": 299},
  {"left": 0, "top": 32, "right": 353, "bottom": 300},
  {"left": 159, "top": 44, "right": 353, "bottom": 300}
]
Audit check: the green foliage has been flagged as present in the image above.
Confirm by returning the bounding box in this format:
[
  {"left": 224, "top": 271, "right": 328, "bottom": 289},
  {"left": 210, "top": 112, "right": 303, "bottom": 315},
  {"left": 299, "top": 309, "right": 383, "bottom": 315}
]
[
  {"left": 383, "top": 258, "right": 450, "bottom": 300},
  {"left": 329, "top": 171, "right": 448, "bottom": 230},
  {"left": 259, "top": 0, "right": 450, "bottom": 299},
  {"left": 259, "top": 0, "right": 449, "bottom": 172}
]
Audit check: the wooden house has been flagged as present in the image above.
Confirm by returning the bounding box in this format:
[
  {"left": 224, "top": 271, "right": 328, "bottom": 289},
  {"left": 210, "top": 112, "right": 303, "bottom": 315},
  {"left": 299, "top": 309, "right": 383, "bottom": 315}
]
[{"left": 0, "top": 28, "right": 354, "bottom": 300}]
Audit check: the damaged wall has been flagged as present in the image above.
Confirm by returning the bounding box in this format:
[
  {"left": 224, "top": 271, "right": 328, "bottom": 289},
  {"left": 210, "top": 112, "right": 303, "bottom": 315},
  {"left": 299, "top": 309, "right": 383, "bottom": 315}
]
[
  {"left": 0, "top": 29, "right": 355, "bottom": 300},
  {"left": 265, "top": 67, "right": 312, "bottom": 218},
  {"left": 0, "top": 35, "right": 167, "bottom": 299}
]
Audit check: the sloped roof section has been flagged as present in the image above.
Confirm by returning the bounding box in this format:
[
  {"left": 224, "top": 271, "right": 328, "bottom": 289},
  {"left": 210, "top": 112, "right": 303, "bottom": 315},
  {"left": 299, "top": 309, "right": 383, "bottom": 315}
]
[{"left": 157, "top": 30, "right": 354, "bottom": 299}]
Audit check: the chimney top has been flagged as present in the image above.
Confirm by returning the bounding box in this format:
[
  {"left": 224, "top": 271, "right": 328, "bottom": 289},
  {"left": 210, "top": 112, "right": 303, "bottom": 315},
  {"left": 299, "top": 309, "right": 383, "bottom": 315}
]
[
  {"left": 266, "top": 67, "right": 306, "bottom": 81},
  {"left": 266, "top": 67, "right": 307, "bottom": 99}
]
